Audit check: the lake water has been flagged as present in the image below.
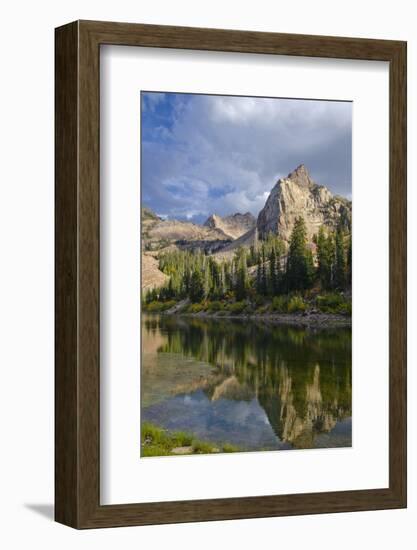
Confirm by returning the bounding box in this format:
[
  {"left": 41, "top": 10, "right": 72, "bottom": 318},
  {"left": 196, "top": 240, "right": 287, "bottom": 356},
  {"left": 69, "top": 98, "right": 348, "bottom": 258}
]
[{"left": 141, "top": 315, "right": 352, "bottom": 453}]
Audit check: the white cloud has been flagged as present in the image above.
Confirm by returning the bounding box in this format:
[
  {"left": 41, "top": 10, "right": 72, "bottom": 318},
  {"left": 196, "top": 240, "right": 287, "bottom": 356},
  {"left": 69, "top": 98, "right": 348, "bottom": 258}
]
[{"left": 142, "top": 93, "right": 352, "bottom": 221}]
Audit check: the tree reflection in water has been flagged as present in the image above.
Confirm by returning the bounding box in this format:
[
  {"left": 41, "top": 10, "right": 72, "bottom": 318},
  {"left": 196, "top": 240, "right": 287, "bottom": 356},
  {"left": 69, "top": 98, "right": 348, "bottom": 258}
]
[{"left": 142, "top": 315, "right": 352, "bottom": 451}]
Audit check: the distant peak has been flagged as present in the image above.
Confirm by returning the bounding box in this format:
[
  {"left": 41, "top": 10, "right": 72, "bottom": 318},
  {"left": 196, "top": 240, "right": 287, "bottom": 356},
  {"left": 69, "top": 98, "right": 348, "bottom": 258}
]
[
  {"left": 286, "top": 164, "right": 314, "bottom": 187},
  {"left": 203, "top": 213, "right": 218, "bottom": 226},
  {"left": 205, "top": 212, "right": 255, "bottom": 225},
  {"left": 203, "top": 212, "right": 256, "bottom": 239},
  {"left": 231, "top": 212, "right": 255, "bottom": 220}
]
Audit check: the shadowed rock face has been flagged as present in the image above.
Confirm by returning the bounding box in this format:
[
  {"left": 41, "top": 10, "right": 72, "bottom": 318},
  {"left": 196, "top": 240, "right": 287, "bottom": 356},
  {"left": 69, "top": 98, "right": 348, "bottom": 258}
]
[
  {"left": 257, "top": 164, "right": 351, "bottom": 242},
  {"left": 203, "top": 212, "right": 256, "bottom": 240}
]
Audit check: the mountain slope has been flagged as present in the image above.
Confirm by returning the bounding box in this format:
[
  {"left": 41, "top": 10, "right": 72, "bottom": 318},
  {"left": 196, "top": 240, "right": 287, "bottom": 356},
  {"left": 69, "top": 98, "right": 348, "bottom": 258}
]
[
  {"left": 142, "top": 206, "right": 232, "bottom": 254},
  {"left": 142, "top": 254, "right": 169, "bottom": 291},
  {"left": 213, "top": 227, "right": 257, "bottom": 260}
]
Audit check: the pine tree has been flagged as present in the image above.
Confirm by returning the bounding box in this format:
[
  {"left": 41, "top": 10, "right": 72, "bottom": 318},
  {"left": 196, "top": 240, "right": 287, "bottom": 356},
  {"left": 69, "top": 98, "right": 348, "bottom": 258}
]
[
  {"left": 269, "top": 246, "right": 277, "bottom": 295},
  {"left": 261, "top": 245, "right": 267, "bottom": 295},
  {"left": 305, "top": 247, "right": 315, "bottom": 287},
  {"left": 317, "top": 226, "right": 333, "bottom": 289},
  {"left": 167, "top": 277, "right": 174, "bottom": 299},
  {"left": 236, "top": 252, "right": 249, "bottom": 300},
  {"left": 224, "top": 262, "right": 233, "bottom": 296},
  {"left": 327, "top": 233, "right": 336, "bottom": 289},
  {"left": 219, "top": 263, "right": 226, "bottom": 298},
  {"left": 183, "top": 268, "right": 191, "bottom": 297},
  {"left": 253, "top": 227, "right": 259, "bottom": 254},
  {"left": 144, "top": 288, "right": 152, "bottom": 304},
  {"left": 256, "top": 258, "right": 262, "bottom": 295},
  {"left": 347, "top": 235, "right": 352, "bottom": 288},
  {"left": 210, "top": 258, "right": 221, "bottom": 297},
  {"left": 335, "top": 226, "right": 346, "bottom": 290},
  {"left": 203, "top": 267, "right": 210, "bottom": 300},
  {"left": 286, "top": 216, "right": 313, "bottom": 291},
  {"left": 189, "top": 268, "right": 205, "bottom": 303}
]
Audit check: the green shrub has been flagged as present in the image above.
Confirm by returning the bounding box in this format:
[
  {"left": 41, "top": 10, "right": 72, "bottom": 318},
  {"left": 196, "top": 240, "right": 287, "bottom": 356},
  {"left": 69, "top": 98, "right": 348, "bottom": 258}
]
[
  {"left": 187, "top": 303, "right": 204, "bottom": 314},
  {"left": 142, "top": 422, "right": 168, "bottom": 445},
  {"left": 143, "top": 300, "right": 163, "bottom": 312},
  {"left": 141, "top": 422, "right": 194, "bottom": 456},
  {"left": 245, "top": 302, "right": 256, "bottom": 313},
  {"left": 143, "top": 300, "right": 176, "bottom": 312},
  {"left": 316, "top": 293, "right": 351, "bottom": 314},
  {"left": 222, "top": 443, "right": 240, "bottom": 453},
  {"left": 192, "top": 439, "right": 216, "bottom": 454},
  {"left": 287, "top": 295, "right": 306, "bottom": 313},
  {"left": 226, "top": 301, "right": 246, "bottom": 314},
  {"left": 162, "top": 300, "right": 176, "bottom": 311},
  {"left": 335, "top": 301, "right": 352, "bottom": 315},
  {"left": 316, "top": 292, "right": 343, "bottom": 308},
  {"left": 207, "top": 300, "right": 223, "bottom": 312},
  {"left": 271, "top": 295, "right": 306, "bottom": 313},
  {"left": 272, "top": 296, "right": 288, "bottom": 313},
  {"left": 142, "top": 445, "right": 170, "bottom": 457},
  {"left": 252, "top": 295, "right": 265, "bottom": 307},
  {"left": 256, "top": 304, "right": 271, "bottom": 314},
  {"left": 171, "top": 431, "right": 194, "bottom": 447}
]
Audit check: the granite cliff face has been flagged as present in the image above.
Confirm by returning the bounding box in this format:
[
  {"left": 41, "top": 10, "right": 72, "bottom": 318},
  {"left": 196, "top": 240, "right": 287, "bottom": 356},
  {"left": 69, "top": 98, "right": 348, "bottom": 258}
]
[
  {"left": 257, "top": 164, "right": 351, "bottom": 242},
  {"left": 204, "top": 212, "right": 256, "bottom": 240}
]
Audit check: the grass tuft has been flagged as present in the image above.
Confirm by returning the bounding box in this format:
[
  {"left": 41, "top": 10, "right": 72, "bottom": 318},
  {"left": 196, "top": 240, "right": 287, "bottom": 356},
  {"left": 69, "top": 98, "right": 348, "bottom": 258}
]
[
  {"left": 191, "top": 439, "right": 217, "bottom": 454},
  {"left": 221, "top": 443, "right": 240, "bottom": 453},
  {"left": 141, "top": 422, "right": 240, "bottom": 457}
]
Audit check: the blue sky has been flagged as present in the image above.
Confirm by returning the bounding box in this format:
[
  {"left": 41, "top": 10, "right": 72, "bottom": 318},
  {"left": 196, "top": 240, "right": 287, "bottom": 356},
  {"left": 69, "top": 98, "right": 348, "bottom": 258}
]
[{"left": 141, "top": 92, "right": 352, "bottom": 224}]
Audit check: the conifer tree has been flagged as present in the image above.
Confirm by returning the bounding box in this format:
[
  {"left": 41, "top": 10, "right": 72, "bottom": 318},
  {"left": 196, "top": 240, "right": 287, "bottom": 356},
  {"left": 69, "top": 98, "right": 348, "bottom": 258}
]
[
  {"left": 347, "top": 235, "right": 352, "bottom": 288},
  {"left": 183, "top": 268, "right": 191, "bottom": 297},
  {"left": 335, "top": 226, "right": 346, "bottom": 290},
  {"left": 317, "top": 226, "right": 333, "bottom": 289},
  {"left": 286, "top": 216, "right": 313, "bottom": 291},
  {"left": 253, "top": 227, "right": 259, "bottom": 254},
  {"left": 189, "top": 268, "right": 205, "bottom": 303},
  {"left": 261, "top": 245, "right": 267, "bottom": 295},
  {"left": 256, "top": 258, "right": 262, "bottom": 295},
  {"left": 269, "top": 247, "right": 277, "bottom": 295},
  {"left": 167, "top": 277, "right": 174, "bottom": 298},
  {"left": 236, "top": 252, "right": 249, "bottom": 300}
]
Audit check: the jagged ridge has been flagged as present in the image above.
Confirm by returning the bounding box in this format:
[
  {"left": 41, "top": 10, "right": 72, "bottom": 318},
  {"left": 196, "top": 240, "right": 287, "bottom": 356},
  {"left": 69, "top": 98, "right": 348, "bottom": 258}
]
[{"left": 203, "top": 212, "right": 256, "bottom": 240}]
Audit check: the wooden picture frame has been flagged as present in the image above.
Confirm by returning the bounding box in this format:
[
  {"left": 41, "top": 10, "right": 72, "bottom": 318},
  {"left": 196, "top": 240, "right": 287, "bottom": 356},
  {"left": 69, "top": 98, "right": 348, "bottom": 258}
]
[{"left": 55, "top": 20, "right": 407, "bottom": 528}]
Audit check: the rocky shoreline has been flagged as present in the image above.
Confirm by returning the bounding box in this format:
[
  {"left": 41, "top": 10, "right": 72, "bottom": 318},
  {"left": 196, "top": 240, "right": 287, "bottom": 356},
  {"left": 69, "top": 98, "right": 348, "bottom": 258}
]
[{"left": 163, "top": 308, "right": 351, "bottom": 328}]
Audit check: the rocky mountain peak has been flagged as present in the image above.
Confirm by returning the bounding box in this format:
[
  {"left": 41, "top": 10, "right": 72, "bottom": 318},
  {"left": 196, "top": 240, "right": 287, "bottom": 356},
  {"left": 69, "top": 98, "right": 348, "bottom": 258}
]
[
  {"left": 204, "top": 213, "right": 221, "bottom": 226},
  {"left": 256, "top": 165, "right": 351, "bottom": 243},
  {"left": 287, "top": 164, "right": 314, "bottom": 188},
  {"left": 204, "top": 212, "right": 256, "bottom": 240}
]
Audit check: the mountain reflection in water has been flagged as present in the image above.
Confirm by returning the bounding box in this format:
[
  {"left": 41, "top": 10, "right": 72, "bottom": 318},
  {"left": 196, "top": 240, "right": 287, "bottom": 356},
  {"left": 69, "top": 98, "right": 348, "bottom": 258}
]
[{"left": 141, "top": 315, "right": 352, "bottom": 452}]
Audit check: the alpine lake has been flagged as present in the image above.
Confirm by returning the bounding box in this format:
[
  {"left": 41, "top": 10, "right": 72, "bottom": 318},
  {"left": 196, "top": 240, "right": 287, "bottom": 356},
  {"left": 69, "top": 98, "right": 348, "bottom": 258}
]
[{"left": 141, "top": 314, "right": 352, "bottom": 456}]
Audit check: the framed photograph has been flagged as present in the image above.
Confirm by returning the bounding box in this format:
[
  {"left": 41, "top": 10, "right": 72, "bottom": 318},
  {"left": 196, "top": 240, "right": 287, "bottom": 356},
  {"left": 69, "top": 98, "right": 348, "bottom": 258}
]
[{"left": 55, "top": 20, "right": 406, "bottom": 528}]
